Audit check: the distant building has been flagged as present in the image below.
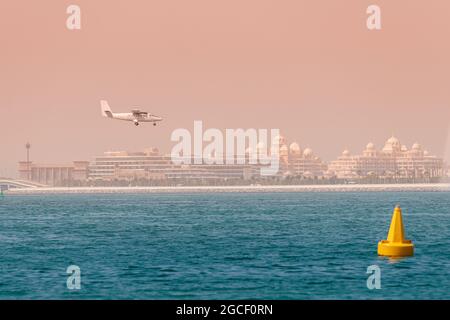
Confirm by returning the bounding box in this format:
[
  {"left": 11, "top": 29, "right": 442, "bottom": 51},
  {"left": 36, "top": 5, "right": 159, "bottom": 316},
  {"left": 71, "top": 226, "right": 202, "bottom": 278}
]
[
  {"left": 328, "top": 136, "right": 446, "bottom": 180},
  {"left": 287, "top": 142, "right": 328, "bottom": 178},
  {"left": 18, "top": 135, "right": 445, "bottom": 186},
  {"left": 18, "top": 136, "right": 329, "bottom": 185},
  {"left": 88, "top": 148, "right": 258, "bottom": 182},
  {"left": 18, "top": 161, "right": 89, "bottom": 186},
  {"left": 248, "top": 134, "right": 328, "bottom": 178}
]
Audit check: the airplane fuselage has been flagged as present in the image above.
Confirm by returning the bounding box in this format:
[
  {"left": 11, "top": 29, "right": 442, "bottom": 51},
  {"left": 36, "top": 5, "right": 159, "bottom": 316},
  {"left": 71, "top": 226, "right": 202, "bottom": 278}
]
[
  {"left": 113, "top": 113, "right": 162, "bottom": 122},
  {"left": 101, "top": 100, "right": 163, "bottom": 126}
]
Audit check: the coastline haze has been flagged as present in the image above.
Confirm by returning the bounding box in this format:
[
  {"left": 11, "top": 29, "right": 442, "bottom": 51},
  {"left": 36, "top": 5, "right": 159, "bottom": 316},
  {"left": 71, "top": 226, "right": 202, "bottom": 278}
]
[{"left": 1, "top": 1, "right": 450, "bottom": 178}]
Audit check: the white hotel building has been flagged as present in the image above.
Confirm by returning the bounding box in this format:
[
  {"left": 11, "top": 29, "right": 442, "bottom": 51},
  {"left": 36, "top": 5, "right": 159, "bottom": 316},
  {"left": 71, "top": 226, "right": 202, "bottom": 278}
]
[
  {"left": 19, "top": 135, "right": 446, "bottom": 185},
  {"left": 88, "top": 135, "right": 329, "bottom": 182},
  {"left": 328, "top": 136, "right": 445, "bottom": 179},
  {"left": 88, "top": 148, "right": 258, "bottom": 182}
]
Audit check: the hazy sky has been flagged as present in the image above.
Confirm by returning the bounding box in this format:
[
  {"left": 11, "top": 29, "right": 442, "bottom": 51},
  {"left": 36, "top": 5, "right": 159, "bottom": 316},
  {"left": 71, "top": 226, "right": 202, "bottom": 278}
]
[{"left": 1, "top": 0, "right": 450, "bottom": 177}]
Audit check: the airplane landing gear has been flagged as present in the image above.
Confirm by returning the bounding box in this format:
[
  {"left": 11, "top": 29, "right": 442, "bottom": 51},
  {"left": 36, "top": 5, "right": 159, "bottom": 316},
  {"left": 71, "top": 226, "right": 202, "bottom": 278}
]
[
  {"left": 134, "top": 122, "right": 139, "bottom": 126},
  {"left": 153, "top": 123, "right": 157, "bottom": 126}
]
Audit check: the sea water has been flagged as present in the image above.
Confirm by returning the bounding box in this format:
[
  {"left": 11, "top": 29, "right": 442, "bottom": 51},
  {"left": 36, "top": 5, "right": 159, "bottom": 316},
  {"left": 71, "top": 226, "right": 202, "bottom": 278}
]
[{"left": 0, "top": 192, "right": 449, "bottom": 299}]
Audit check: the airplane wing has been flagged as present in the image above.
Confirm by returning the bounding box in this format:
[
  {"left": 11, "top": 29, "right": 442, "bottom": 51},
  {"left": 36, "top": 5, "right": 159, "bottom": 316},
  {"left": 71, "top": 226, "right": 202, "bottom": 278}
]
[{"left": 132, "top": 109, "right": 148, "bottom": 116}]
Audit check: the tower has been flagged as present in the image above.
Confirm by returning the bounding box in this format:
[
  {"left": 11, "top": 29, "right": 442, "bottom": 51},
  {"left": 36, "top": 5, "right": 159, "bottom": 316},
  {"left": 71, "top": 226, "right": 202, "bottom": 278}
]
[{"left": 26, "top": 142, "right": 31, "bottom": 180}]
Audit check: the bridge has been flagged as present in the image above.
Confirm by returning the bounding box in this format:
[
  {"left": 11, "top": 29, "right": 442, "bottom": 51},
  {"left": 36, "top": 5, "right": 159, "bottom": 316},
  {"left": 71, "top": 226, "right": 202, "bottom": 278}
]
[{"left": 0, "top": 179, "right": 48, "bottom": 190}]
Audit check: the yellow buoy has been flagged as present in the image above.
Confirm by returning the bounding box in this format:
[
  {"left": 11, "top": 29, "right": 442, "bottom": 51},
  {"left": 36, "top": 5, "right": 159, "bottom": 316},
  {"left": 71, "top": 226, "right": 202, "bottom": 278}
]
[{"left": 378, "top": 205, "right": 414, "bottom": 257}]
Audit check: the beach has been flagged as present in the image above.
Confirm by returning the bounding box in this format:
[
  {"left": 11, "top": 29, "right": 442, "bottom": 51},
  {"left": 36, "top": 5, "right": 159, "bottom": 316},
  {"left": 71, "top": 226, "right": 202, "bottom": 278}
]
[{"left": 4, "top": 183, "right": 450, "bottom": 195}]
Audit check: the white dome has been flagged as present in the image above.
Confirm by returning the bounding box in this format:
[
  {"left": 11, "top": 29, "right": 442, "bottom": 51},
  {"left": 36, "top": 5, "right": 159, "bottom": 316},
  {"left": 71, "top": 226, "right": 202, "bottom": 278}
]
[
  {"left": 366, "top": 142, "right": 375, "bottom": 150},
  {"left": 387, "top": 136, "right": 400, "bottom": 145},
  {"left": 273, "top": 134, "right": 286, "bottom": 145},
  {"left": 289, "top": 142, "right": 301, "bottom": 153},
  {"left": 424, "top": 150, "right": 429, "bottom": 156},
  {"left": 401, "top": 145, "right": 408, "bottom": 152},
  {"left": 342, "top": 149, "right": 350, "bottom": 156},
  {"left": 383, "top": 136, "right": 401, "bottom": 152},
  {"left": 303, "top": 148, "right": 313, "bottom": 157},
  {"left": 412, "top": 143, "right": 422, "bottom": 151}
]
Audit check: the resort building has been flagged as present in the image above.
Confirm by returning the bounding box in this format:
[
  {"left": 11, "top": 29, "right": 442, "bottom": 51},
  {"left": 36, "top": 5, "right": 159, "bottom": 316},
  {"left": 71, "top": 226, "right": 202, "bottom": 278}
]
[
  {"left": 18, "top": 161, "right": 89, "bottom": 186},
  {"left": 328, "top": 136, "right": 446, "bottom": 180},
  {"left": 17, "top": 135, "right": 329, "bottom": 185},
  {"left": 87, "top": 135, "right": 330, "bottom": 183},
  {"left": 251, "top": 134, "right": 328, "bottom": 178},
  {"left": 88, "top": 148, "right": 258, "bottom": 182},
  {"left": 287, "top": 142, "right": 328, "bottom": 178},
  {"left": 19, "top": 135, "right": 445, "bottom": 186}
]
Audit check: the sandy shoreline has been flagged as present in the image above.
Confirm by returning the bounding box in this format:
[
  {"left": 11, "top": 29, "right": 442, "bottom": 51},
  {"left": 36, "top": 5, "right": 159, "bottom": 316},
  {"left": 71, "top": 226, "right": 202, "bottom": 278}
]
[{"left": 4, "top": 183, "right": 450, "bottom": 195}]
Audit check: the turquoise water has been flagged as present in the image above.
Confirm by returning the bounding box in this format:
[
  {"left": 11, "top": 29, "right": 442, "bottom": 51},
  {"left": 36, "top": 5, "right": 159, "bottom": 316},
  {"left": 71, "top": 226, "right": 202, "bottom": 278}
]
[{"left": 0, "top": 192, "right": 449, "bottom": 299}]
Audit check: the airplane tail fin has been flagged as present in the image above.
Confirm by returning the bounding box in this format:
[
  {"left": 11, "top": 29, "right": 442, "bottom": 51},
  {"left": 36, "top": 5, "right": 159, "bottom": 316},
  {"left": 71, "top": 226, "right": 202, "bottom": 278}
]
[{"left": 100, "top": 100, "right": 113, "bottom": 118}]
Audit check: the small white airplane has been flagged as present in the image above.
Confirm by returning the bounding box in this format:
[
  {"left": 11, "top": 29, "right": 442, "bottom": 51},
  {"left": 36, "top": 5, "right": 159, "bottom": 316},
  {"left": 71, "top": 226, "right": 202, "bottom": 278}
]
[{"left": 100, "top": 100, "right": 163, "bottom": 126}]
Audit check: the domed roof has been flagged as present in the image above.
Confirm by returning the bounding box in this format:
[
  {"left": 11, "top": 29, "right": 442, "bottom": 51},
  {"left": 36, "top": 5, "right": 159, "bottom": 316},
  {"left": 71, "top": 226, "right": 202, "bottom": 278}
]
[
  {"left": 424, "top": 150, "right": 429, "bottom": 156},
  {"left": 273, "top": 134, "right": 286, "bottom": 145},
  {"left": 342, "top": 149, "right": 350, "bottom": 156},
  {"left": 412, "top": 143, "right": 422, "bottom": 150},
  {"left": 383, "top": 135, "right": 401, "bottom": 152},
  {"left": 366, "top": 142, "right": 375, "bottom": 150},
  {"left": 401, "top": 145, "right": 408, "bottom": 152},
  {"left": 289, "top": 142, "right": 301, "bottom": 153},
  {"left": 303, "top": 148, "right": 313, "bottom": 157},
  {"left": 387, "top": 136, "right": 400, "bottom": 145}
]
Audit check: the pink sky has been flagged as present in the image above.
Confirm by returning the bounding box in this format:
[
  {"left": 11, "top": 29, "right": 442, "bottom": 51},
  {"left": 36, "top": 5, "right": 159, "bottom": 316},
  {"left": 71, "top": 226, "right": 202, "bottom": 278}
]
[{"left": 1, "top": 0, "right": 450, "bottom": 177}]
